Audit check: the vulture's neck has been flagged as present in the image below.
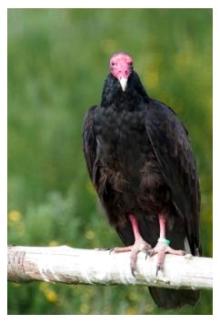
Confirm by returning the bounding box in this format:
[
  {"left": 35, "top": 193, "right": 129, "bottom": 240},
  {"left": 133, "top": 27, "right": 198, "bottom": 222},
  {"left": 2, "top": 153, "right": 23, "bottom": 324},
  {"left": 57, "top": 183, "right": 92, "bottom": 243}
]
[{"left": 101, "top": 72, "right": 150, "bottom": 109}]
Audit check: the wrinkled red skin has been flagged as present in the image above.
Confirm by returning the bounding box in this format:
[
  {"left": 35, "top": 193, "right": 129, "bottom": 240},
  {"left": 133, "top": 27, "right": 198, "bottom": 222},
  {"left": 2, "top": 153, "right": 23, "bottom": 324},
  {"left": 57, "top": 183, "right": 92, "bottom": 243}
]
[{"left": 109, "top": 52, "right": 133, "bottom": 81}]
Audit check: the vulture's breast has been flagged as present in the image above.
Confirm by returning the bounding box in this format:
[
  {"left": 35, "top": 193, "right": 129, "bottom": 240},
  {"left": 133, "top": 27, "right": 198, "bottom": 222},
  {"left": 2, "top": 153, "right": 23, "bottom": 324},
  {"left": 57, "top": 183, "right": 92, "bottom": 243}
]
[
  {"left": 94, "top": 105, "right": 148, "bottom": 167},
  {"left": 94, "top": 104, "right": 170, "bottom": 214}
]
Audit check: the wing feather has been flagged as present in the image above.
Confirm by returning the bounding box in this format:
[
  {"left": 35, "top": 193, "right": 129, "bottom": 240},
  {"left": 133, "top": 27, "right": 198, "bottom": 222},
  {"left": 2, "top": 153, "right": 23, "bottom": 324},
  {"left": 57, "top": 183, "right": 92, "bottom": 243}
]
[
  {"left": 82, "top": 106, "right": 98, "bottom": 182},
  {"left": 145, "top": 100, "right": 201, "bottom": 255},
  {"left": 82, "top": 106, "right": 133, "bottom": 240}
]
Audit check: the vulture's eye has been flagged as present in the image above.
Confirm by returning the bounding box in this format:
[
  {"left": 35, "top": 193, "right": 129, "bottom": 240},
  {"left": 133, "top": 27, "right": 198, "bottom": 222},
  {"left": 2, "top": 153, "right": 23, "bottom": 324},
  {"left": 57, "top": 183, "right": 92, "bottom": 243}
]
[{"left": 111, "top": 62, "right": 115, "bottom": 66}]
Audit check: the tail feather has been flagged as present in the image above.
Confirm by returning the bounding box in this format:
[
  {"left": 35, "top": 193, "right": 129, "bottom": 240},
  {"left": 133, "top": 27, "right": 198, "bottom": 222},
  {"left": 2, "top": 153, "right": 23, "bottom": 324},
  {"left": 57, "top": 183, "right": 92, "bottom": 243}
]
[{"left": 149, "top": 287, "right": 200, "bottom": 309}]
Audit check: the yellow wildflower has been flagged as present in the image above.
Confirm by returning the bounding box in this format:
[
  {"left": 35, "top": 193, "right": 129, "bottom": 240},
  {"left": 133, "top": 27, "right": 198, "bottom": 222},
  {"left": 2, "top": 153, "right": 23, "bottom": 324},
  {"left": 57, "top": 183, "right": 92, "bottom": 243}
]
[
  {"left": 40, "top": 283, "right": 58, "bottom": 303},
  {"left": 85, "top": 230, "right": 95, "bottom": 240},
  {"left": 45, "top": 289, "right": 58, "bottom": 303},
  {"left": 8, "top": 210, "right": 22, "bottom": 223}
]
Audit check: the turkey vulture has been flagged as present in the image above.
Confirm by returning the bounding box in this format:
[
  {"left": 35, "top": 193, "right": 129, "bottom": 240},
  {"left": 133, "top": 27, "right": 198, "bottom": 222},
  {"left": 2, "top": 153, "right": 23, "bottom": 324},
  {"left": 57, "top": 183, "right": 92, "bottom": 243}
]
[{"left": 83, "top": 52, "right": 201, "bottom": 308}]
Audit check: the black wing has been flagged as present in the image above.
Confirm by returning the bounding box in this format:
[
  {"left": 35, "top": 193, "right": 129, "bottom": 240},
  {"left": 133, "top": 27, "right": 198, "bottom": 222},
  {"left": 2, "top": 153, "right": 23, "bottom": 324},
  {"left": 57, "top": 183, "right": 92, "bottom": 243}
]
[
  {"left": 82, "top": 106, "right": 98, "bottom": 182},
  {"left": 83, "top": 106, "right": 134, "bottom": 241},
  {"left": 145, "top": 99, "right": 201, "bottom": 255}
]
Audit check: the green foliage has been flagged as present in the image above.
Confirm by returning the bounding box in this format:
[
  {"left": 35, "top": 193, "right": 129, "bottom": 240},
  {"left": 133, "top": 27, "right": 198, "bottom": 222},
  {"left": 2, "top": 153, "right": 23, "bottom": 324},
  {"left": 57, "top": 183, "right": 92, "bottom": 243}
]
[{"left": 8, "top": 9, "right": 212, "bottom": 314}]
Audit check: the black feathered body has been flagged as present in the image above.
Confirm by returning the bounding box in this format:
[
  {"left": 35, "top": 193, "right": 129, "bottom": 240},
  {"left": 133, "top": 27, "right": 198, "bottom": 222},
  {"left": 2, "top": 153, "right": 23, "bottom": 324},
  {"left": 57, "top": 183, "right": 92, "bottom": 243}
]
[
  {"left": 95, "top": 103, "right": 168, "bottom": 212},
  {"left": 83, "top": 72, "right": 201, "bottom": 308}
]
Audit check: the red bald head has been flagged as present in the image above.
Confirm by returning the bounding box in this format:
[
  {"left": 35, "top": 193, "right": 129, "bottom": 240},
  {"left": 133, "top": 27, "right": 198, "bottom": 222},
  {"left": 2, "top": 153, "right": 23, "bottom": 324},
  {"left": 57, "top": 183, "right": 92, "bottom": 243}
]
[{"left": 109, "top": 52, "right": 133, "bottom": 91}]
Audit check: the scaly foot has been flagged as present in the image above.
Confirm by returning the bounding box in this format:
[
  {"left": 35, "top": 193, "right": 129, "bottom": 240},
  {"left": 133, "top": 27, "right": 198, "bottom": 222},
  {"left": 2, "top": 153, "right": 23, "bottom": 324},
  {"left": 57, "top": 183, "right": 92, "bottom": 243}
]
[
  {"left": 113, "top": 236, "right": 152, "bottom": 274},
  {"left": 148, "top": 238, "right": 185, "bottom": 274}
]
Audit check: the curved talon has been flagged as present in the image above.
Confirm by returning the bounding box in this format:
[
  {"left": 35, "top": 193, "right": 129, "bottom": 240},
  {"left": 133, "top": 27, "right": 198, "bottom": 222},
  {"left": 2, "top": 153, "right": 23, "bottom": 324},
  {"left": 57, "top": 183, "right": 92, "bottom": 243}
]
[
  {"left": 113, "top": 239, "right": 152, "bottom": 275},
  {"left": 156, "top": 250, "right": 166, "bottom": 274},
  {"left": 130, "top": 247, "right": 139, "bottom": 275},
  {"left": 149, "top": 241, "right": 185, "bottom": 275},
  {"left": 130, "top": 242, "right": 151, "bottom": 274},
  {"left": 166, "top": 246, "right": 185, "bottom": 256}
]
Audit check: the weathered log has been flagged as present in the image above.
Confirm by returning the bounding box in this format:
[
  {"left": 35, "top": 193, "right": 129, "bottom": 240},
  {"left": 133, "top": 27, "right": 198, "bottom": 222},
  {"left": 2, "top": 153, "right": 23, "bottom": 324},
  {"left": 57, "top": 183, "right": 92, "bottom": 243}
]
[{"left": 8, "top": 245, "right": 212, "bottom": 290}]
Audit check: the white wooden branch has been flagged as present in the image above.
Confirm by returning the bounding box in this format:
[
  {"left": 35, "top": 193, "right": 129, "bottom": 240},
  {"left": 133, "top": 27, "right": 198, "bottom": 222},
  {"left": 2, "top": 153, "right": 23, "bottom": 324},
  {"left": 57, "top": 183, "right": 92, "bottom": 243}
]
[{"left": 8, "top": 245, "right": 212, "bottom": 290}]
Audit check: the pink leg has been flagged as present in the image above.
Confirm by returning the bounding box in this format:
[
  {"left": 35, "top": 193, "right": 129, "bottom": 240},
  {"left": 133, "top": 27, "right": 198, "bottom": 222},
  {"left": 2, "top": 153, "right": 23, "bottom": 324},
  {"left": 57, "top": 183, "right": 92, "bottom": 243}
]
[
  {"left": 159, "top": 214, "right": 166, "bottom": 238},
  {"left": 114, "top": 214, "right": 152, "bottom": 273},
  {"left": 149, "top": 213, "right": 185, "bottom": 273},
  {"left": 130, "top": 214, "right": 143, "bottom": 241}
]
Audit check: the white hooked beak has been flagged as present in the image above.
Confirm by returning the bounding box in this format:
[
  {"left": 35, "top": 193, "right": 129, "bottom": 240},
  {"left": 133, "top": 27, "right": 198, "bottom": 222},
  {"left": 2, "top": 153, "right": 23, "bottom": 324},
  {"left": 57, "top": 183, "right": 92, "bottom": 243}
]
[{"left": 119, "top": 77, "right": 128, "bottom": 92}]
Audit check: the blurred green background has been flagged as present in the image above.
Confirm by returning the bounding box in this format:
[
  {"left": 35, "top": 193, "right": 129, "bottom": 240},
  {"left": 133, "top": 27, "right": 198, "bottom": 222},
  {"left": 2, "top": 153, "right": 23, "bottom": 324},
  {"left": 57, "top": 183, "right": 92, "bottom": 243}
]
[{"left": 8, "top": 9, "right": 212, "bottom": 315}]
